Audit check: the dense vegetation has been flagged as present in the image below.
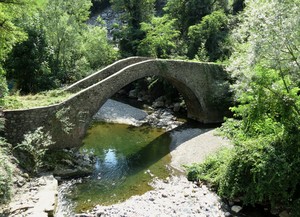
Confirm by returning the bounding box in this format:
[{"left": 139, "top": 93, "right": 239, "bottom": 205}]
[
  {"left": 187, "top": 0, "right": 300, "bottom": 215},
  {"left": 1, "top": 0, "right": 117, "bottom": 96},
  {"left": 1, "top": 0, "right": 299, "bottom": 215}
]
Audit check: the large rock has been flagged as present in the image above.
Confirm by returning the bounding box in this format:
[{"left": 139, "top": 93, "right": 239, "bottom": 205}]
[
  {"left": 4, "top": 175, "right": 58, "bottom": 217},
  {"left": 94, "top": 99, "right": 148, "bottom": 126}
]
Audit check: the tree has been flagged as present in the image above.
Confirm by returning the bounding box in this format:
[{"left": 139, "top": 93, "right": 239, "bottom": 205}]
[
  {"left": 111, "top": 0, "right": 155, "bottom": 56},
  {"left": 41, "top": 0, "right": 92, "bottom": 83},
  {"left": 137, "top": 16, "right": 180, "bottom": 58},
  {"left": 187, "top": 10, "right": 230, "bottom": 61},
  {"left": 0, "top": 0, "right": 33, "bottom": 98},
  {"left": 5, "top": 15, "right": 53, "bottom": 93},
  {"left": 229, "top": 0, "right": 300, "bottom": 108},
  {"left": 42, "top": 0, "right": 117, "bottom": 84},
  {"left": 164, "top": 0, "right": 228, "bottom": 36},
  {"left": 187, "top": 0, "right": 300, "bottom": 214},
  {"left": 5, "top": 0, "right": 117, "bottom": 93}
]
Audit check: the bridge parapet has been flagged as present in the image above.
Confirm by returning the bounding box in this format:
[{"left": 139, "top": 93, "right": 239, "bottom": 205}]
[{"left": 65, "top": 57, "right": 150, "bottom": 93}]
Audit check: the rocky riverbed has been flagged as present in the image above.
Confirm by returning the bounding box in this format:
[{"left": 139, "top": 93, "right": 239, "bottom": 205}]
[
  {"left": 75, "top": 176, "right": 229, "bottom": 217},
  {"left": 95, "top": 99, "right": 230, "bottom": 171},
  {"left": 1, "top": 99, "right": 234, "bottom": 217},
  {"left": 72, "top": 99, "right": 233, "bottom": 217},
  {"left": 0, "top": 174, "right": 58, "bottom": 217}
]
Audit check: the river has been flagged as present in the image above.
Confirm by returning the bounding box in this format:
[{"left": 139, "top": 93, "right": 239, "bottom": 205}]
[
  {"left": 55, "top": 99, "right": 276, "bottom": 217},
  {"left": 54, "top": 99, "right": 227, "bottom": 216}
]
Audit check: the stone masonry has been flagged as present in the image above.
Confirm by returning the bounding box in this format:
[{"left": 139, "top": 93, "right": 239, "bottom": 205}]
[{"left": 3, "top": 57, "right": 232, "bottom": 149}]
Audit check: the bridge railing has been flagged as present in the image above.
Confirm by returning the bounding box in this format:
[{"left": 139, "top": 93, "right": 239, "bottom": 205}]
[{"left": 65, "top": 56, "right": 150, "bottom": 93}]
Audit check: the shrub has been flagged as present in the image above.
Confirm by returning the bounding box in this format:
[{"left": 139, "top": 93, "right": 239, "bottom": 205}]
[
  {"left": 0, "top": 116, "right": 13, "bottom": 204},
  {"left": 14, "top": 127, "right": 54, "bottom": 174},
  {"left": 186, "top": 148, "right": 231, "bottom": 184},
  {"left": 186, "top": 1, "right": 300, "bottom": 215},
  {"left": 187, "top": 126, "right": 300, "bottom": 215},
  {"left": 0, "top": 140, "right": 12, "bottom": 204}
]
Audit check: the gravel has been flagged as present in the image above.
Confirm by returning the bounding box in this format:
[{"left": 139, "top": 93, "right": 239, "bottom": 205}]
[
  {"left": 78, "top": 176, "right": 227, "bottom": 217},
  {"left": 93, "top": 99, "right": 148, "bottom": 126},
  {"left": 75, "top": 99, "right": 231, "bottom": 217}
]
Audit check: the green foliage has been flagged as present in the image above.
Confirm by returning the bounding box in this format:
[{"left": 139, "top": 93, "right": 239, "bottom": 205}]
[
  {"left": 0, "top": 117, "right": 13, "bottom": 203},
  {"left": 0, "top": 0, "right": 35, "bottom": 99},
  {"left": 56, "top": 107, "right": 74, "bottom": 134},
  {"left": 187, "top": 0, "right": 300, "bottom": 214},
  {"left": 0, "top": 68, "right": 8, "bottom": 104},
  {"left": 188, "top": 134, "right": 300, "bottom": 209},
  {"left": 5, "top": 16, "right": 53, "bottom": 93},
  {"left": 82, "top": 25, "right": 118, "bottom": 69},
  {"left": 0, "top": 142, "right": 12, "bottom": 204},
  {"left": 0, "top": 0, "right": 31, "bottom": 61},
  {"left": 137, "top": 16, "right": 180, "bottom": 58},
  {"left": 4, "top": 0, "right": 117, "bottom": 94},
  {"left": 186, "top": 148, "right": 231, "bottom": 184},
  {"left": 42, "top": 0, "right": 116, "bottom": 84},
  {"left": 111, "top": 0, "right": 154, "bottom": 28},
  {"left": 111, "top": 0, "right": 155, "bottom": 56},
  {"left": 110, "top": 0, "right": 236, "bottom": 60},
  {"left": 14, "top": 127, "right": 54, "bottom": 174},
  {"left": 164, "top": 0, "right": 228, "bottom": 36},
  {"left": 187, "top": 10, "right": 230, "bottom": 61}
]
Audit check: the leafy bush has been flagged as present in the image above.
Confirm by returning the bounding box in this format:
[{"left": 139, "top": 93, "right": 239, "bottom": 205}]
[
  {"left": 187, "top": 148, "right": 231, "bottom": 184},
  {"left": 14, "top": 127, "right": 54, "bottom": 174},
  {"left": 187, "top": 128, "right": 300, "bottom": 213},
  {"left": 0, "top": 138, "right": 12, "bottom": 204},
  {"left": 187, "top": 0, "right": 300, "bottom": 215},
  {"left": 0, "top": 116, "right": 13, "bottom": 204}
]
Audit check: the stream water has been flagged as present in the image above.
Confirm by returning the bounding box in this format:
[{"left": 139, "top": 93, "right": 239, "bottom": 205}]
[
  {"left": 60, "top": 121, "right": 177, "bottom": 214},
  {"left": 55, "top": 99, "right": 277, "bottom": 217}
]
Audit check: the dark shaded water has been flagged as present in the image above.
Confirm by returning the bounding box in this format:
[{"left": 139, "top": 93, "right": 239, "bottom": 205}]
[
  {"left": 58, "top": 121, "right": 277, "bottom": 217},
  {"left": 66, "top": 122, "right": 174, "bottom": 213}
]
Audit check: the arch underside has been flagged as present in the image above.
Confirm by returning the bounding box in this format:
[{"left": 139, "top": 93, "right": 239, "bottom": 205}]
[
  {"left": 61, "top": 59, "right": 229, "bottom": 148},
  {"left": 89, "top": 76, "right": 205, "bottom": 128}
]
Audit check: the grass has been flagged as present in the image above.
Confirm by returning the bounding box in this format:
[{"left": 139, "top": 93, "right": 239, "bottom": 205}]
[{"left": 3, "top": 89, "right": 74, "bottom": 110}]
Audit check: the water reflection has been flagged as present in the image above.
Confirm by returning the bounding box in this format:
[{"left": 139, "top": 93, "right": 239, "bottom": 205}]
[{"left": 66, "top": 122, "right": 172, "bottom": 212}]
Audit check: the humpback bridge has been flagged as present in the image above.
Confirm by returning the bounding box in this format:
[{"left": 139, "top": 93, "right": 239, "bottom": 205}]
[{"left": 3, "top": 57, "right": 232, "bottom": 149}]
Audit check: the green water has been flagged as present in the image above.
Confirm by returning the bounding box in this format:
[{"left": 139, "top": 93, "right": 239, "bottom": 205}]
[{"left": 68, "top": 122, "right": 173, "bottom": 213}]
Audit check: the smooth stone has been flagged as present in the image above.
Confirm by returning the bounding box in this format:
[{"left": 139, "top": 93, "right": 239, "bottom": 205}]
[
  {"left": 279, "top": 210, "right": 290, "bottom": 217},
  {"left": 231, "top": 205, "right": 243, "bottom": 213}
]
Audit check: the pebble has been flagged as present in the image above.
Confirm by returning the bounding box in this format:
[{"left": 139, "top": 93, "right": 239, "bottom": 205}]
[{"left": 78, "top": 176, "right": 227, "bottom": 217}]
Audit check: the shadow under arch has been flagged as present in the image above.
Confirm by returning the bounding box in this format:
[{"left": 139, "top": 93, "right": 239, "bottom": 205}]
[
  {"left": 83, "top": 60, "right": 212, "bottom": 134},
  {"left": 68, "top": 59, "right": 230, "bottom": 148}
]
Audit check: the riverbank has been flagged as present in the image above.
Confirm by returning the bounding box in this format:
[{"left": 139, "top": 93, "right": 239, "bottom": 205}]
[
  {"left": 78, "top": 176, "right": 228, "bottom": 217},
  {"left": 78, "top": 99, "right": 231, "bottom": 217},
  {"left": 95, "top": 99, "right": 231, "bottom": 171},
  {"left": 0, "top": 99, "right": 231, "bottom": 217}
]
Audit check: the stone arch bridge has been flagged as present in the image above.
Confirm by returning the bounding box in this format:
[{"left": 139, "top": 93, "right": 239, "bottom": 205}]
[{"left": 3, "top": 57, "right": 232, "bottom": 149}]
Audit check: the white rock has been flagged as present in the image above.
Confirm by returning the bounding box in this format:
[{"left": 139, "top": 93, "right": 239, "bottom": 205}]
[
  {"left": 231, "top": 205, "right": 243, "bottom": 213},
  {"left": 128, "top": 89, "right": 138, "bottom": 98},
  {"left": 279, "top": 210, "right": 290, "bottom": 217}
]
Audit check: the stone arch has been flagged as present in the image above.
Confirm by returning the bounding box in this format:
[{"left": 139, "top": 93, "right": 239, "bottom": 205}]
[
  {"left": 92, "top": 74, "right": 203, "bottom": 123},
  {"left": 78, "top": 60, "right": 208, "bottom": 131},
  {"left": 3, "top": 58, "right": 231, "bottom": 149}
]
